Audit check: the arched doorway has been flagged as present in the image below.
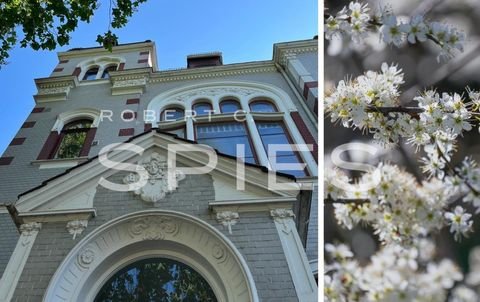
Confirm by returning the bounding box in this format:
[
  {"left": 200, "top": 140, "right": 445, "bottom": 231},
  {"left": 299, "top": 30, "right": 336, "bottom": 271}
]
[{"left": 43, "top": 210, "right": 258, "bottom": 302}]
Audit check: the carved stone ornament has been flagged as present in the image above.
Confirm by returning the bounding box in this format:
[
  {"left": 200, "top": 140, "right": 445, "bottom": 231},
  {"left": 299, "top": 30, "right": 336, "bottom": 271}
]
[
  {"left": 216, "top": 211, "right": 239, "bottom": 234},
  {"left": 128, "top": 216, "right": 179, "bottom": 240},
  {"left": 19, "top": 222, "right": 42, "bottom": 246},
  {"left": 171, "top": 87, "right": 261, "bottom": 102},
  {"left": 112, "top": 77, "right": 147, "bottom": 88},
  {"left": 123, "top": 152, "right": 185, "bottom": 203},
  {"left": 77, "top": 246, "right": 95, "bottom": 269},
  {"left": 66, "top": 220, "right": 88, "bottom": 240},
  {"left": 270, "top": 208, "right": 295, "bottom": 233}
]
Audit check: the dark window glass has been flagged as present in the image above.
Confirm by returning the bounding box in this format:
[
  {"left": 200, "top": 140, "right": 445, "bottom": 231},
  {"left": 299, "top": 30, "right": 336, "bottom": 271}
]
[
  {"left": 193, "top": 102, "right": 213, "bottom": 116},
  {"left": 220, "top": 100, "right": 241, "bottom": 113},
  {"left": 83, "top": 68, "right": 99, "bottom": 80},
  {"left": 196, "top": 122, "right": 256, "bottom": 164},
  {"left": 101, "top": 65, "right": 117, "bottom": 79},
  {"left": 256, "top": 122, "right": 306, "bottom": 177},
  {"left": 161, "top": 108, "right": 185, "bottom": 121},
  {"left": 94, "top": 258, "right": 217, "bottom": 302},
  {"left": 55, "top": 120, "right": 92, "bottom": 159},
  {"left": 249, "top": 101, "right": 277, "bottom": 113}
]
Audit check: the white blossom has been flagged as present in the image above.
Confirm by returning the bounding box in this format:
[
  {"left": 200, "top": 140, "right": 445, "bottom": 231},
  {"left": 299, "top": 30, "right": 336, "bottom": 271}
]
[
  {"left": 444, "top": 206, "right": 473, "bottom": 241},
  {"left": 381, "top": 14, "right": 404, "bottom": 46},
  {"left": 400, "top": 15, "right": 428, "bottom": 44}
]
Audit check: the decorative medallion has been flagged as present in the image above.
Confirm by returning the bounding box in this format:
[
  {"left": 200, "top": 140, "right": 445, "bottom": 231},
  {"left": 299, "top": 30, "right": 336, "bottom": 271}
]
[
  {"left": 123, "top": 152, "right": 185, "bottom": 203},
  {"left": 127, "top": 216, "right": 179, "bottom": 240},
  {"left": 77, "top": 246, "right": 95, "bottom": 269}
]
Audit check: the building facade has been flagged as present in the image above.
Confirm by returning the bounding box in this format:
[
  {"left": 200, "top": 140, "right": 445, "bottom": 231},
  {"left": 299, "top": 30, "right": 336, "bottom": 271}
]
[{"left": 0, "top": 39, "right": 318, "bottom": 301}]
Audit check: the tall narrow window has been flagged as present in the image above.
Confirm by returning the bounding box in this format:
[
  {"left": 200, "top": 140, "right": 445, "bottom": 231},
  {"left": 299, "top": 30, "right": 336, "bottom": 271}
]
[
  {"left": 82, "top": 67, "right": 99, "bottom": 80},
  {"left": 193, "top": 102, "right": 213, "bottom": 116},
  {"left": 220, "top": 99, "right": 242, "bottom": 113},
  {"left": 94, "top": 258, "right": 217, "bottom": 302},
  {"left": 249, "top": 100, "right": 277, "bottom": 113},
  {"left": 161, "top": 107, "right": 185, "bottom": 121},
  {"left": 256, "top": 122, "right": 306, "bottom": 177},
  {"left": 55, "top": 120, "right": 92, "bottom": 159},
  {"left": 101, "top": 65, "right": 117, "bottom": 79},
  {"left": 196, "top": 122, "right": 256, "bottom": 164}
]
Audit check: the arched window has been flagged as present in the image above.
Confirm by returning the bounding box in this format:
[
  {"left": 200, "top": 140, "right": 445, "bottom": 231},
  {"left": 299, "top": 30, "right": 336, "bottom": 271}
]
[
  {"left": 193, "top": 102, "right": 213, "bottom": 116},
  {"left": 54, "top": 119, "right": 93, "bottom": 159},
  {"left": 249, "top": 100, "right": 277, "bottom": 113},
  {"left": 161, "top": 107, "right": 185, "bottom": 121},
  {"left": 94, "top": 258, "right": 217, "bottom": 302},
  {"left": 101, "top": 65, "right": 118, "bottom": 79},
  {"left": 220, "top": 99, "right": 242, "bottom": 113},
  {"left": 82, "top": 67, "right": 99, "bottom": 80}
]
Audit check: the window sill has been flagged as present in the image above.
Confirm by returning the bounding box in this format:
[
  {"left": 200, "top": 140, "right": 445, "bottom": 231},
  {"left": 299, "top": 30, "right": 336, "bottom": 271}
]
[
  {"left": 250, "top": 112, "right": 284, "bottom": 121},
  {"left": 31, "top": 157, "right": 89, "bottom": 169},
  {"left": 77, "top": 79, "right": 110, "bottom": 86}
]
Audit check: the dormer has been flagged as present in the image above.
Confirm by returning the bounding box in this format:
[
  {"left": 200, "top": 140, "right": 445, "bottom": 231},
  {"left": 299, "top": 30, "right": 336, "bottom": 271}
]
[{"left": 50, "top": 40, "right": 158, "bottom": 78}]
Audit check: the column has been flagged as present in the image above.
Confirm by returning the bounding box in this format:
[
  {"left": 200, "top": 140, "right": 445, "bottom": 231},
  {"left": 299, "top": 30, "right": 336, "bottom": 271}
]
[
  {"left": 270, "top": 209, "right": 317, "bottom": 301},
  {"left": 0, "top": 222, "right": 42, "bottom": 302}
]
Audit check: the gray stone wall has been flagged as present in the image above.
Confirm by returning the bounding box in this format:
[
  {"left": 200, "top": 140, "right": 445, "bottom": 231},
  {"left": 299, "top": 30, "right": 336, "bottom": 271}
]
[
  {"left": 0, "top": 211, "right": 18, "bottom": 277},
  {"left": 0, "top": 69, "right": 317, "bottom": 204},
  {"left": 12, "top": 172, "right": 298, "bottom": 302}
]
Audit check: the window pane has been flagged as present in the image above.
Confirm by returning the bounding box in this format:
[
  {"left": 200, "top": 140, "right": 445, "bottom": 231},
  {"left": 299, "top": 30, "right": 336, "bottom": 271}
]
[
  {"left": 196, "top": 123, "right": 256, "bottom": 163},
  {"left": 193, "top": 103, "right": 212, "bottom": 116},
  {"left": 220, "top": 100, "right": 241, "bottom": 113},
  {"left": 250, "top": 101, "right": 277, "bottom": 113},
  {"left": 162, "top": 108, "right": 184, "bottom": 121},
  {"left": 256, "top": 122, "right": 306, "bottom": 177},
  {"left": 94, "top": 258, "right": 217, "bottom": 302},
  {"left": 101, "top": 65, "right": 117, "bottom": 79},
  {"left": 83, "top": 68, "right": 98, "bottom": 80},
  {"left": 56, "top": 131, "right": 87, "bottom": 159},
  {"left": 165, "top": 127, "right": 186, "bottom": 139}
]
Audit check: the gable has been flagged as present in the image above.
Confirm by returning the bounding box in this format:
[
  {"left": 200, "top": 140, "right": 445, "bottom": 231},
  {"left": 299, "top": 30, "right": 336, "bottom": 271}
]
[{"left": 13, "top": 131, "right": 299, "bottom": 221}]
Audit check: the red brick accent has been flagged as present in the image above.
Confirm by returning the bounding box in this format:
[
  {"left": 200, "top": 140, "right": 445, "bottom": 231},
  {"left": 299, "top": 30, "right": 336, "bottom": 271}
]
[
  {"left": 119, "top": 128, "right": 135, "bottom": 136},
  {"left": 10, "top": 138, "right": 26, "bottom": 146},
  {"left": 59, "top": 59, "right": 69, "bottom": 64},
  {"left": 22, "top": 121, "right": 36, "bottom": 128},
  {"left": 118, "top": 63, "right": 125, "bottom": 71},
  {"left": 137, "top": 59, "right": 148, "bottom": 64},
  {"left": 72, "top": 67, "right": 81, "bottom": 77},
  {"left": 0, "top": 157, "right": 13, "bottom": 165},
  {"left": 303, "top": 81, "right": 318, "bottom": 99},
  {"left": 139, "top": 51, "right": 150, "bottom": 55},
  {"left": 37, "top": 131, "right": 61, "bottom": 160},
  {"left": 53, "top": 67, "right": 64, "bottom": 72},
  {"left": 122, "top": 111, "right": 137, "bottom": 120},
  {"left": 126, "top": 98, "right": 140, "bottom": 105},
  {"left": 31, "top": 107, "right": 45, "bottom": 113},
  {"left": 290, "top": 111, "right": 318, "bottom": 163},
  {"left": 144, "top": 123, "right": 152, "bottom": 132},
  {"left": 79, "top": 128, "right": 97, "bottom": 157}
]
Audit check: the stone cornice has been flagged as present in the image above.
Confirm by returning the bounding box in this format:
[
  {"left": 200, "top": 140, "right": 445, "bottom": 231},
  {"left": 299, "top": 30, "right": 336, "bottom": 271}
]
[
  {"left": 16, "top": 208, "right": 96, "bottom": 224},
  {"left": 149, "top": 61, "right": 277, "bottom": 83},
  {"left": 34, "top": 75, "right": 78, "bottom": 103},
  {"left": 58, "top": 41, "right": 155, "bottom": 59},
  {"left": 209, "top": 197, "right": 295, "bottom": 213},
  {"left": 273, "top": 39, "right": 318, "bottom": 66}
]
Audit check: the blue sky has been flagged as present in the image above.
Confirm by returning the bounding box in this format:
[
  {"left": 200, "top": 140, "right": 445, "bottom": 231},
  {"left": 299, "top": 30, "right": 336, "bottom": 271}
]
[{"left": 0, "top": 0, "right": 318, "bottom": 155}]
